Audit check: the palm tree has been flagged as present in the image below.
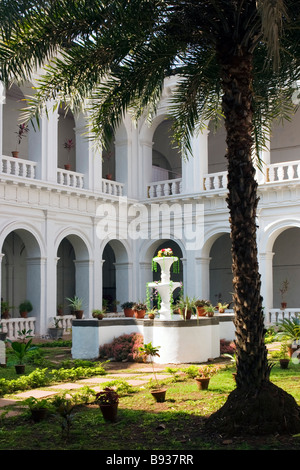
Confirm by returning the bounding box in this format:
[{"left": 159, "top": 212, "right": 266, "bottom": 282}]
[{"left": 1, "top": 0, "right": 300, "bottom": 434}]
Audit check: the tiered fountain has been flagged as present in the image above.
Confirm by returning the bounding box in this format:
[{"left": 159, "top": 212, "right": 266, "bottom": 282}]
[{"left": 148, "top": 252, "right": 181, "bottom": 320}]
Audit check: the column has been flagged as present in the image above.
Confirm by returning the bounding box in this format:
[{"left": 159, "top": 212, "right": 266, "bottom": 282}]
[
  {"left": 139, "top": 261, "right": 152, "bottom": 302},
  {"left": 75, "top": 113, "right": 102, "bottom": 191},
  {"left": 195, "top": 256, "right": 211, "bottom": 300},
  {"left": 36, "top": 101, "right": 58, "bottom": 182},
  {"left": 74, "top": 259, "right": 93, "bottom": 317},
  {"left": 26, "top": 257, "right": 46, "bottom": 335},
  {"left": 114, "top": 262, "right": 133, "bottom": 308},
  {"left": 181, "top": 126, "right": 209, "bottom": 194},
  {"left": 0, "top": 254, "right": 5, "bottom": 315},
  {"left": 0, "top": 82, "right": 4, "bottom": 156}
]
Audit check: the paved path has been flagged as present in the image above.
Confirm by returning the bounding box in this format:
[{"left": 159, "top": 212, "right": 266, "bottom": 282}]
[{"left": 0, "top": 363, "right": 175, "bottom": 417}]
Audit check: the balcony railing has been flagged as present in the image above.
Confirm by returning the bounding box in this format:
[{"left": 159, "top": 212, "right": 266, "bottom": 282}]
[
  {"left": 102, "top": 178, "right": 124, "bottom": 196},
  {"left": 1, "top": 155, "right": 36, "bottom": 179},
  {"left": 268, "top": 308, "right": 300, "bottom": 325},
  {"left": 203, "top": 171, "right": 227, "bottom": 191},
  {"left": 267, "top": 160, "right": 300, "bottom": 183},
  {"left": 148, "top": 178, "right": 182, "bottom": 198},
  {"left": 57, "top": 168, "right": 84, "bottom": 189}
]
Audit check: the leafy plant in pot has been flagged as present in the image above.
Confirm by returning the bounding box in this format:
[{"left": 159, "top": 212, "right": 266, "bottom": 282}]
[
  {"left": 7, "top": 328, "right": 37, "bottom": 374},
  {"left": 279, "top": 341, "right": 290, "bottom": 369},
  {"left": 133, "top": 302, "right": 147, "bottom": 319},
  {"left": 21, "top": 396, "right": 54, "bottom": 422},
  {"left": 12, "top": 123, "right": 29, "bottom": 158},
  {"left": 95, "top": 387, "right": 119, "bottom": 422},
  {"left": 66, "top": 296, "right": 84, "bottom": 318},
  {"left": 194, "top": 299, "right": 211, "bottom": 317},
  {"left": 19, "top": 300, "right": 33, "bottom": 318},
  {"left": 121, "top": 301, "right": 135, "bottom": 317},
  {"left": 195, "top": 364, "right": 219, "bottom": 390},
  {"left": 63, "top": 138, "right": 74, "bottom": 170},
  {"left": 139, "top": 342, "right": 166, "bottom": 402},
  {"left": 279, "top": 279, "right": 289, "bottom": 309},
  {"left": 177, "top": 296, "right": 196, "bottom": 320},
  {"left": 1, "top": 300, "right": 13, "bottom": 319},
  {"left": 217, "top": 302, "right": 229, "bottom": 313},
  {"left": 92, "top": 309, "right": 106, "bottom": 320},
  {"left": 48, "top": 318, "right": 64, "bottom": 340}
]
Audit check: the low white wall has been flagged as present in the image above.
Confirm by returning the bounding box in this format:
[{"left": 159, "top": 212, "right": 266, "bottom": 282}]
[{"left": 71, "top": 316, "right": 233, "bottom": 363}]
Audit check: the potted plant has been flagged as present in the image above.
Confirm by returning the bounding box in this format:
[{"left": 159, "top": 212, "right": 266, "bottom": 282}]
[
  {"left": 48, "top": 318, "right": 64, "bottom": 340},
  {"left": 63, "top": 138, "right": 74, "bottom": 170},
  {"left": 279, "top": 279, "right": 289, "bottom": 309},
  {"left": 102, "top": 299, "right": 109, "bottom": 312},
  {"left": 275, "top": 317, "right": 300, "bottom": 357},
  {"left": 217, "top": 302, "right": 229, "bottom": 313},
  {"left": 92, "top": 309, "right": 106, "bottom": 320},
  {"left": 133, "top": 302, "right": 147, "bottom": 319},
  {"left": 139, "top": 342, "right": 166, "bottom": 402},
  {"left": 112, "top": 299, "right": 119, "bottom": 313},
  {"left": 66, "top": 296, "right": 84, "bottom": 319},
  {"left": 279, "top": 341, "right": 290, "bottom": 369},
  {"left": 177, "top": 296, "right": 196, "bottom": 320},
  {"left": 12, "top": 123, "right": 29, "bottom": 158},
  {"left": 95, "top": 387, "right": 119, "bottom": 422},
  {"left": 194, "top": 299, "right": 211, "bottom": 316},
  {"left": 1, "top": 300, "right": 13, "bottom": 319},
  {"left": 7, "top": 328, "right": 37, "bottom": 374},
  {"left": 103, "top": 150, "right": 113, "bottom": 180},
  {"left": 147, "top": 308, "right": 157, "bottom": 320},
  {"left": 203, "top": 305, "right": 215, "bottom": 317},
  {"left": 121, "top": 301, "right": 135, "bottom": 317},
  {"left": 195, "top": 364, "right": 219, "bottom": 390},
  {"left": 18, "top": 300, "right": 33, "bottom": 318},
  {"left": 21, "top": 396, "right": 54, "bottom": 422},
  {"left": 57, "top": 303, "right": 64, "bottom": 315}
]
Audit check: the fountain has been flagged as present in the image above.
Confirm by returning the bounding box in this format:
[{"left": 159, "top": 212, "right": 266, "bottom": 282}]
[{"left": 147, "top": 254, "right": 181, "bottom": 320}]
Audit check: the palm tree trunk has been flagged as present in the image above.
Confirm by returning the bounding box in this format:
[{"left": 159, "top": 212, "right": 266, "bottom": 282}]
[
  {"left": 206, "top": 47, "right": 300, "bottom": 435},
  {"left": 221, "top": 50, "right": 269, "bottom": 389}
]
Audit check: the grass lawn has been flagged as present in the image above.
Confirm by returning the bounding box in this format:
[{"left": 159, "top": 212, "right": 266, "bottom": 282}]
[{"left": 0, "top": 341, "right": 300, "bottom": 452}]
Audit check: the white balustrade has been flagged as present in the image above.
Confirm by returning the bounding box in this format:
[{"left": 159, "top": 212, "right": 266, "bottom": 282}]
[
  {"left": 52, "top": 315, "right": 73, "bottom": 334},
  {"left": 203, "top": 171, "right": 227, "bottom": 191},
  {"left": 0, "top": 317, "right": 36, "bottom": 340},
  {"left": 57, "top": 168, "right": 84, "bottom": 189},
  {"left": 267, "top": 161, "right": 300, "bottom": 183},
  {"left": 101, "top": 178, "right": 124, "bottom": 196},
  {"left": 267, "top": 308, "right": 300, "bottom": 325},
  {"left": 1, "top": 155, "right": 36, "bottom": 179},
  {"left": 148, "top": 178, "right": 182, "bottom": 198}
]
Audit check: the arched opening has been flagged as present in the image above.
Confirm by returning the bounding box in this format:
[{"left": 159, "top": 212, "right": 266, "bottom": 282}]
[
  {"left": 152, "top": 119, "right": 181, "bottom": 182},
  {"left": 270, "top": 109, "right": 300, "bottom": 164},
  {"left": 57, "top": 238, "right": 75, "bottom": 314},
  {"left": 209, "top": 233, "right": 233, "bottom": 306},
  {"left": 3, "top": 83, "right": 34, "bottom": 160},
  {"left": 58, "top": 104, "right": 76, "bottom": 171},
  {"left": 1, "top": 229, "right": 42, "bottom": 321},
  {"left": 207, "top": 119, "right": 227, "bottom": 174},
  {"left": 56, "top": 234, "right": 90, "bottom": 315},
  {"left": 102, "top": 240, "right": 130, "bottom": 311},
  {"left": 102, "top": 136, "right": 116, "bottom": 181},
  {"left": 272, "top": 227, "right": 300, "bottom": 308}
]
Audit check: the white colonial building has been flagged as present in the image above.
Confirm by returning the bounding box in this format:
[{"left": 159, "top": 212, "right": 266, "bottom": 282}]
[{"left": 0, "top": 75, "right": 300, "bottom": 339}]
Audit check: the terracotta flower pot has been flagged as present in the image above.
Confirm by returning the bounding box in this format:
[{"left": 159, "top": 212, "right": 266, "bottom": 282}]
[
  {"left": 195, "top": 377, "right": 210, "bottom": 390},
  {"left": 134, "top": 310, "right": 146, "bottom": 319},
  {"left": 151, "top": 388, "right": 167, "bottom": 402},
  {"left": 64, "top": 164, "right": 71, "bottom": 170},
  {"left": 124, "top": 308, "right": 134, "bottom": 317},
  {"left": 106, "top": 173, "right": 112, "bottom": 180},
  {"left": 196, "top": 307, "right": 206, "bottom": 317},
  {"left": 74, "top": 310, "right": 84, "bottom": 319},
  {"left": 20, "top": 311, "right": 28, "bottom": 318},
  {"left": 12, "top": 151, "right": 19, "bottom": 158}
]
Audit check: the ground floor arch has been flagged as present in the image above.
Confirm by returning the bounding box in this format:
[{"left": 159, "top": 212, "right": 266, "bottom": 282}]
[
  {"left": 209, "top": 233, "right": 233, "bottom": 306},
  {"left": 1, "top": 228, "right": 43, "bottom": 330},
  {"left": 102, "top": 239, "right": 131, "bottom": 310},
  {"left": 272, "top": 227, "right": 300, "bottom": 308},
  {"left": 56, "top": 233, "right": 91, "bottom": 315}
]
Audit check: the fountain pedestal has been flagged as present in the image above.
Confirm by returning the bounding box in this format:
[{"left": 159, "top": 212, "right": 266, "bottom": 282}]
[{"left": 148, "top": 256, "right": 181, "bottom": 320}]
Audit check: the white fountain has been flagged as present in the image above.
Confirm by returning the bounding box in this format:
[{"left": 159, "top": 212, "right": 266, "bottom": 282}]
[{"left": 148, "top": 255, "right": 181, "bottom": 320}]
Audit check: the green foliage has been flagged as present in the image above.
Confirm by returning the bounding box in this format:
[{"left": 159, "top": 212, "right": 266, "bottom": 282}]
[
  {"left": 276, "top": 317, "right": 300, "bottom": 343},
  {"left": 7, "top": 330, "right": 38, "bottom": 364}
]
